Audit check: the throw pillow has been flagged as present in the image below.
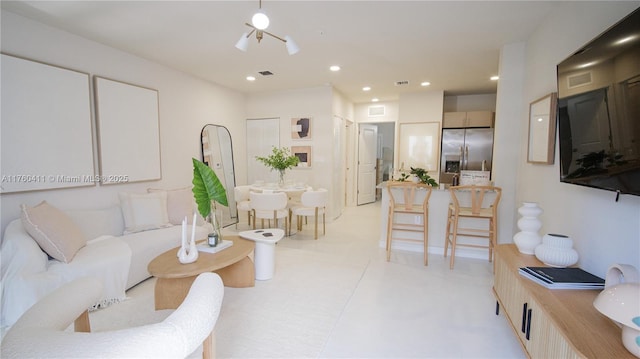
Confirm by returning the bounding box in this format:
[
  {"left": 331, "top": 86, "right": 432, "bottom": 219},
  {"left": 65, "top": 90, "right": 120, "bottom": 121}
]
[
  {"left": 119, "top": 191, "right": 171, "bottom": 234},
  {"left": 20, "top": 201, "right": 87, "bottom": 263},
  {"left": 147, "top": 187, "right": 194, "bottom": 225}
]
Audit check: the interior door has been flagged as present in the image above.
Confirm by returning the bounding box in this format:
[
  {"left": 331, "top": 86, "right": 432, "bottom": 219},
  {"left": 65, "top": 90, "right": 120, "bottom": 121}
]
[
  {"left": 357, "top": 124, "right": 378, "bottom": 205},
  {"left": 246, "top": 118, "right": 279, "bottom": 184}
]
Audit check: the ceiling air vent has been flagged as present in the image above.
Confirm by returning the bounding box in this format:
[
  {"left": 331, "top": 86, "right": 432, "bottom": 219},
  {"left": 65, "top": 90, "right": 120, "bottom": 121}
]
[
  {"left": 368, "top": 105, "right": 385, "bottom": 117},
  {"left": 395, "top": 80, "right": 409, "bottom": 86},
  {"left": 567, "top": 71, "right": 592, "bottom": 89},
  {"left": 259, "top": 70, "right": 273, "bottom": 76}
]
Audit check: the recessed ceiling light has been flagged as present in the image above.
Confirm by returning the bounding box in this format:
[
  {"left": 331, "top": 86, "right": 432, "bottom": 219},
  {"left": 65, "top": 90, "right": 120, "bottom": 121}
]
[
  {"left": 329, "top": 65, "right": 341, "bottom": 72},
  {"left": 372, "top": 98, "right": 379, "bottom": 102},
  {"left": 421, "top": 81, "right": 431, "bottom": 87},
  {"left": 246, "top": 76, "right": 256, "bottom": 81},
  {"left": 490, "top": 76, "right": 499, "bottom": 81},
  {"left": 362, "top": 86, "right": 371, "bottom": 91}
]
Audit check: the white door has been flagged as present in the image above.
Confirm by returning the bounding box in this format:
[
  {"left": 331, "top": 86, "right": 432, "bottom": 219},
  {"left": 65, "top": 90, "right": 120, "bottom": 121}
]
[
  {"left": 357, "top": 124, "right": 378, "bottom": 205},
  {"left": 246, "top": 118, "right": 279, "bottom": 184}
]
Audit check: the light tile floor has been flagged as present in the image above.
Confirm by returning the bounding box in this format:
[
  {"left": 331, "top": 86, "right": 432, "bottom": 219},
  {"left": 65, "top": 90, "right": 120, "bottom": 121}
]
[{"left": 90, "top": 201, "right": 525, "bottom": 358}]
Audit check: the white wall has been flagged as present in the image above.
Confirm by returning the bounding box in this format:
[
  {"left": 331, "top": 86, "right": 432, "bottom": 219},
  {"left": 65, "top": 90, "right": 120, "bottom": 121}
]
[
  {"left": 0, "top": 11, "right": 247, "bottom": 234},
  {"left": 514, "top": 2, "right": 640, "bottom": 277}
]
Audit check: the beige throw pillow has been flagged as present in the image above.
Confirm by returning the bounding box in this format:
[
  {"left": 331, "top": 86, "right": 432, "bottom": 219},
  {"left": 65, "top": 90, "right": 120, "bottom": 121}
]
[
  {"left": 148, "top": 187, "right": 194, "bottom": 225},
  {"left": 119, "top": 191, "right": 172, "bottom": 234},
  {"left": 20, "top": 201, "right": 87, "bottom": 263}
]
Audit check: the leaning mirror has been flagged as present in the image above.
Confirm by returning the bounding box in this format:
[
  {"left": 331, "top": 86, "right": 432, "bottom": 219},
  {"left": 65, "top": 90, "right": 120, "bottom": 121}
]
[
  {"left": 528, "top": 92, "right": 558, "bottom": 164},
  {"left": 201, "top": 124, "right": 237, "bottom": 227}
]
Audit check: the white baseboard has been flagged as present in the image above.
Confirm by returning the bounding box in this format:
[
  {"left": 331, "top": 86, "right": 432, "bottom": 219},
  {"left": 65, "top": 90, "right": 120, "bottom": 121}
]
[{"left": 378, "top": 239, "right": 490, "bottom": 260}]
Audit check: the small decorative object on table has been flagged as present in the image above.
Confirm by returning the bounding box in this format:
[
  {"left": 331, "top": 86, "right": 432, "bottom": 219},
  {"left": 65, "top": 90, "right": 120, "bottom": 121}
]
[
  {"left": 177, "top": 214, "right": 199, "bottom": 264},
  {"left": 534, "top": 233, "right": 579, "bottom": 267},
  {"left": 513, "top": 202, "right": 543, "bottom": 254}
]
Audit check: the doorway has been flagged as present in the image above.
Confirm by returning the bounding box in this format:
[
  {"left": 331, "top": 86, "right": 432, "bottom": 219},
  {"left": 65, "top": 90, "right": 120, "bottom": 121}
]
[{"left": 356, "top": 122, "right": 395, "bottom": 205}]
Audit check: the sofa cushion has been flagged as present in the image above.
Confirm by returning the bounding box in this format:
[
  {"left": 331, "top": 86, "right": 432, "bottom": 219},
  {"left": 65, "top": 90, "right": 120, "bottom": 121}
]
[
  {"left": 148, "top": 187, "right": 194, "bottom": 225},
  {"left": 20, "top": 201, "right": 87, "bottom": 263},
  {"left": 119, "top": 192, "right": 171, "bottom": 234},
  {"left": 66, "top": 206, "right": 125, "bottom": 239}
]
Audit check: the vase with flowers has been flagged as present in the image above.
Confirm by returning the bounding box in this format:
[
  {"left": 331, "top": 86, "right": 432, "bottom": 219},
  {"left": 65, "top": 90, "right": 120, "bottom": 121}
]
[{"left": 256, "top": 146, "right": 300, "bottom": 186}]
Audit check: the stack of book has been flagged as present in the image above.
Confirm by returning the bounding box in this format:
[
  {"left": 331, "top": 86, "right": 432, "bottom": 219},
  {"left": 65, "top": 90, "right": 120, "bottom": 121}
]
[{"left": 518, "top": 266, "right": 605, "bottom": 289}]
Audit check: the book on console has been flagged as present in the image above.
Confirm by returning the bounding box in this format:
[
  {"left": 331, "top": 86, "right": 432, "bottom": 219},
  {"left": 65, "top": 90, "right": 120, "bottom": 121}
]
[{"left": 518, "top": 266, "right": 604, "bottom": 290}]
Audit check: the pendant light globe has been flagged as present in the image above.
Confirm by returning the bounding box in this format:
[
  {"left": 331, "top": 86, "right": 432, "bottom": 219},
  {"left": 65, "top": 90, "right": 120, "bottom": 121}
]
[{"left": 251, "top": 12, "right": 269, "bottom": 30}]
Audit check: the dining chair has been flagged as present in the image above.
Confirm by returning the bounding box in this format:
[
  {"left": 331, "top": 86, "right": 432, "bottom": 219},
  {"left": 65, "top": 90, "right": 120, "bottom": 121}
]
[
  {"left": 290, "top": 188, "right": 328, "bottom": 239},
  {"left": 250, "top": 191, "right": 289, "bottom": 235},
  {"left": 234, "top": 185, "right": 253, "bottom": 228},
  {"left": 386, "top": 181, "right": 432, "bottom": 265},
  {"left": 445, "top": 185, "right": 502, "bottom": 269}
]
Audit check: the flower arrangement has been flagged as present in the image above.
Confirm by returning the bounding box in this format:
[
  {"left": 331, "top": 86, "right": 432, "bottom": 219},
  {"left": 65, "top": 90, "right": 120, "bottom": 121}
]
[{"left": 255, "top": 146, "right": 300, "bottom": 184}]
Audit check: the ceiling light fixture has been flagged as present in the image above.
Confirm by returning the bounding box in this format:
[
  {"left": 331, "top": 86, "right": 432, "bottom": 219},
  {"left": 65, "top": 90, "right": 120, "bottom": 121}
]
[
  {"left": 235, "top": 0, "right": 299, "bottom": 55},
  {"left": 330, "top": 65, "right": 341, "bottom": 72}
]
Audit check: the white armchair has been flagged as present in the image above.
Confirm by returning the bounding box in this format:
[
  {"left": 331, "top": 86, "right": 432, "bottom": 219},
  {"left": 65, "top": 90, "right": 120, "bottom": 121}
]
[{"left": 1, "top": 272, "right": 224, "bottom": 358}]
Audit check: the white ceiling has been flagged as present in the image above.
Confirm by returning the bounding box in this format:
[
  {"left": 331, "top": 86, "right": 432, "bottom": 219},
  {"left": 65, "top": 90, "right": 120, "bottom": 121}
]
[{"left": 1, "top": 1, "right": 563, "bottom": 103}]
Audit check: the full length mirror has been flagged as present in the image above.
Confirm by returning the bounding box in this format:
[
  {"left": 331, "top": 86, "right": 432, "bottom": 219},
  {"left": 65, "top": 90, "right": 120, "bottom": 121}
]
[
  {"left": 201, "top": 124, "right": 237, "bottom": 227},
  {"left": 527, "top": 92, "right": 557, "bottom": 164}
]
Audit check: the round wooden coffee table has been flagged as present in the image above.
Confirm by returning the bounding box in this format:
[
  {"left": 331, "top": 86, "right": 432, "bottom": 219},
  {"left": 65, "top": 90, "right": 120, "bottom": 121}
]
[{"left": 148, "top": 235, "right": 255, "bottom": 310}]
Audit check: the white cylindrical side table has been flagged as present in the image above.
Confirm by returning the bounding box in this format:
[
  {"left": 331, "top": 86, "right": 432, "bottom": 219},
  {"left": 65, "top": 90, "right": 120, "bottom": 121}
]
[{"left": 239, "top": 229, "right": 285, "bottom": 280}]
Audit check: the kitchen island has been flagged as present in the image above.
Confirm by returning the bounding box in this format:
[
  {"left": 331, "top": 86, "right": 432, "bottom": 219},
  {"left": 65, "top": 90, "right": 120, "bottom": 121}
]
[{"left": 378, "top": 181, "right": 498, "bottom": 262}]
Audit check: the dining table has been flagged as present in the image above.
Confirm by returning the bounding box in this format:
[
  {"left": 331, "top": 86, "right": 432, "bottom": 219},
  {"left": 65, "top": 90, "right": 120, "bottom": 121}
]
[{"left": 249, "top": 182, "right": 311, "bottom": 203}]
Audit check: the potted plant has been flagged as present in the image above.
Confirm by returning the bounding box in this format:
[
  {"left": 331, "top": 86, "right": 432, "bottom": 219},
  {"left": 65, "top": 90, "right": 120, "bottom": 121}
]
[
  {"left": 410, "top": 167, "right": 438, "bottom": 187},
  {"left": 255, "top": 146, "right": 300, "bottom": 185},
  {"left": 192, "top": 158, "right": 228, "bottom": 245}
]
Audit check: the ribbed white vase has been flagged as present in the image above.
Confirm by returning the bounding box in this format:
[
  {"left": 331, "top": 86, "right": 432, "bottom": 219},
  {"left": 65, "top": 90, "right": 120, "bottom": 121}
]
[
  {"left": 513, "top": 202, "right": 543, "bottom": 255},
  {"left": 535, "top": 234, "right": 579, "bottom": 267}
]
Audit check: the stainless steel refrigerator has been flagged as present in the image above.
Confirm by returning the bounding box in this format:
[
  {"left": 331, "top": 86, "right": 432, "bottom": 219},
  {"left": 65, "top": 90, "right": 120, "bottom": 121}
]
[{"left": 439, "top": 128, "right": 494, "bottom": 184}]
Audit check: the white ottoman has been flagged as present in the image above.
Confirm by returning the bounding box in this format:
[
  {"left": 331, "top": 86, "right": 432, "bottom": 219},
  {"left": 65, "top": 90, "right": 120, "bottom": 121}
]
[{"left": 239, "top": 229, "right": 285, "bottom": 280}]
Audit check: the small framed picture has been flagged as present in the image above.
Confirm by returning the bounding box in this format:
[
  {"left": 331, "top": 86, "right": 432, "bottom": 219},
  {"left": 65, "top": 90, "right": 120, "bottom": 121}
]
[
  {"left": 292, "top": 146, "right": 311, "bottom": 168},
  {"left": 291, "top": 117, "right": 312, "bottom": 139}
]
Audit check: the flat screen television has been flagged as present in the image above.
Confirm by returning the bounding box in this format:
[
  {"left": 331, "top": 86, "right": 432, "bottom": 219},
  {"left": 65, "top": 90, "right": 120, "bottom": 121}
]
[{"left": 556, "top": 8, "right": 640, "bottom": 198}]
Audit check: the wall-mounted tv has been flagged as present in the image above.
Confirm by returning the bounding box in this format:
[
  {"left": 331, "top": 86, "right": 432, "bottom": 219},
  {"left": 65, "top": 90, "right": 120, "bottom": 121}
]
[{"left": 557, "top": 8, "right": 640, "bottom": 197}]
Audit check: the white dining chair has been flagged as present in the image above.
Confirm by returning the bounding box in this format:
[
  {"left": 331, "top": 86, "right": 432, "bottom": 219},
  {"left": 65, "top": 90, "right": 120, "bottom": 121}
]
[
  {"left": 234, "top": 185, "right": 253, "bottom": 228},
  {"left": 290, "top": 188, "right": 328, "bottom": 240},
  {"left": 250, "top": 191, "right": 290, "bottom": 236}
]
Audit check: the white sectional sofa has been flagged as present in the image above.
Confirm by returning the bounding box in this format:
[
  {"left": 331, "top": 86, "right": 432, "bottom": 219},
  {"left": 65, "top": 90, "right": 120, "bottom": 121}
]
[{"left": 0, "top": 187, "right": 212, "bottom": 330}]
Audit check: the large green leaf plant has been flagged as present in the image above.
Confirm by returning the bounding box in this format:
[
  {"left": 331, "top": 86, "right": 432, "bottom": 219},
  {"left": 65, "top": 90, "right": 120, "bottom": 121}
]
[{"left": 192, "top": 158, "right": 228, "bottom": 220}]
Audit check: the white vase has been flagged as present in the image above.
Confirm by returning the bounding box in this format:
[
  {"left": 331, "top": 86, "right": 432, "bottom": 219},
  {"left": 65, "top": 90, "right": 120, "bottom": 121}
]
[
  {"left": 534, "top": 234, "right": 578, "bottom": 267},
  {"left": 513, "top": 202, "right": 543, "bottom": 255}
]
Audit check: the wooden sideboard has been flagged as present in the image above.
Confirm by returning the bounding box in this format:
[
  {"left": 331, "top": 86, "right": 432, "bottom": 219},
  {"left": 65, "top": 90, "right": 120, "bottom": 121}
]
[{"left": 493, "top": 244, "right": 632, "bottom": 358}]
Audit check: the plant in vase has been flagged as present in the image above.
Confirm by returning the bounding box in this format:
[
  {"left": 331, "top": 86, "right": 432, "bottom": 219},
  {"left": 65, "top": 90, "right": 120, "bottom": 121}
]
[
  {"left": 255, "top": 146, "right": 299, "bottom": 185},
  {"left": 192, "top": 158, "right": 228, "bottom": 246},
  {"left": 409, "top": 167, "right": 438, "bottom": 187}
]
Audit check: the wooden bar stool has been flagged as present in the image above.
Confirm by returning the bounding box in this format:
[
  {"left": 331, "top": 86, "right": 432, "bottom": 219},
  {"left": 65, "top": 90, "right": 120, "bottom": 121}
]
[
  {"left": 445, "top": 185, "right": 502, "bottom": 269},
  {"left": 386, "top": 181, "right": 432, "bottom": 265}
]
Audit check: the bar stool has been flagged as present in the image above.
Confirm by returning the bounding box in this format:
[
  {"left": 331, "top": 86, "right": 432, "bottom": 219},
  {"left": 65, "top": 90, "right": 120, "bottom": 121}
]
[
  {"left": 386, "top": 181, "right": 432, "bottom": 265},
  {"left": 445, "top": 185, "right": 502, "bottom": 269}
]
